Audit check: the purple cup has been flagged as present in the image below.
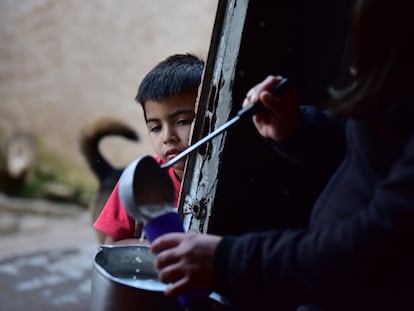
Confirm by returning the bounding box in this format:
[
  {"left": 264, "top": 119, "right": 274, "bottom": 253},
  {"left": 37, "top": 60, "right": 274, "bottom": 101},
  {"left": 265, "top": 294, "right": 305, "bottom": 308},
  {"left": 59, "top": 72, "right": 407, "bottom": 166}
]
[
  {"left": 144, "top": 212, "right": 211, "bottom": 307},
  {"left": 144, "top": 211, "right": 184, "bottom": 243}
]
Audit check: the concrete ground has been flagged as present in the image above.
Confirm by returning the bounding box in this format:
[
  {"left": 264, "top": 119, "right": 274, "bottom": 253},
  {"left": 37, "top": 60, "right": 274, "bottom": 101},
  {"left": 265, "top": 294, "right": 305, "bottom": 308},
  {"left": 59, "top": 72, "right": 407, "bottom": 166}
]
[{"left": 0, "top": 194, "right": 99, "bottom": 311}]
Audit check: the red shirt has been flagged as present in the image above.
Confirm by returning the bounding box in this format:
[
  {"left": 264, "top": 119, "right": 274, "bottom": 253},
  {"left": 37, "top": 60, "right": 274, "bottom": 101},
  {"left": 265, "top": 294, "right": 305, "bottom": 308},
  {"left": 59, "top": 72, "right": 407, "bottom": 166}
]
[{"left": 93, "top": 155, "right": 181, "bottom": 240}]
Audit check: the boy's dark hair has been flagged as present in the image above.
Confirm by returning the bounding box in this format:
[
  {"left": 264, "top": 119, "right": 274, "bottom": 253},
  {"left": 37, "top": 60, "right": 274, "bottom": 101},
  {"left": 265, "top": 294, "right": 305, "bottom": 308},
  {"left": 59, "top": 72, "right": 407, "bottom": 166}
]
[{"left": 135, "top": 53, "right": 204, "bottom": 111}]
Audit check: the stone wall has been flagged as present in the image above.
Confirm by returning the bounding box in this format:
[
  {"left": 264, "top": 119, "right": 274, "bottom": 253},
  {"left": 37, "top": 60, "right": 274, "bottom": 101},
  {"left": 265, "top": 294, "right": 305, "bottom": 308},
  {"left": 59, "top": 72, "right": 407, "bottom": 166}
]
[{"left": 0, "top": 0, "right": 217, "bottom": 168}]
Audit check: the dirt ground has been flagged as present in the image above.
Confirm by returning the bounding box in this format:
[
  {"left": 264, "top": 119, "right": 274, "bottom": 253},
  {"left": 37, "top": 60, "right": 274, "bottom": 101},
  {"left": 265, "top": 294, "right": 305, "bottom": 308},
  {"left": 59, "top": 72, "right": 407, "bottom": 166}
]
[
  {"left": 0, "top": 195, "right": 96, "bottom": 256},
  {"left": 0, "top": 194, "right": 98, "bottom": 311}
]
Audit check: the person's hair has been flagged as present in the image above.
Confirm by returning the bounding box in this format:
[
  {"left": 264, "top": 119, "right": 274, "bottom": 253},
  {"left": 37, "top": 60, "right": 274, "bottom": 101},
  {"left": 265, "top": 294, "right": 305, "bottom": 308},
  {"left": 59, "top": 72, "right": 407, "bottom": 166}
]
[
  {"left": 135, "top": 53, "right": 204, "bottom": 116},
  {"left": 330, "top": 0, "right": 414, "bottom": 117}
]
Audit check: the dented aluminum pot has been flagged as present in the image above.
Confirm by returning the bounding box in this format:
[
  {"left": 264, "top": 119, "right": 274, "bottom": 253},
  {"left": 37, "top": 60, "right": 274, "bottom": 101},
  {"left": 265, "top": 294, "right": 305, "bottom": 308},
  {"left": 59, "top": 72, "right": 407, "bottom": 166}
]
[{"left": 90, "top": 244, "right": 183, "bottom": 311}]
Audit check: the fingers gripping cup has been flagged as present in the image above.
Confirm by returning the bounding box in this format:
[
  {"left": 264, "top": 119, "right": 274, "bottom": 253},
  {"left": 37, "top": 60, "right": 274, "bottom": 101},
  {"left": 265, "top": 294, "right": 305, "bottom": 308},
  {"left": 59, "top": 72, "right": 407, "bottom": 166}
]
[{"left": 118, "top": 156, "right": 210, "bottom": 308}]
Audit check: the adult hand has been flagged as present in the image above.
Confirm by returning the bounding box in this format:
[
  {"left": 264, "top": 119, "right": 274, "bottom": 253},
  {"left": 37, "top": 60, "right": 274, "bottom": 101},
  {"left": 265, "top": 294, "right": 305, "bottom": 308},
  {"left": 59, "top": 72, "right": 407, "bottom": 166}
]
[
  {"left": 151, "top": 232, "right": 222, "bottom": 297},
  {"left": 243, "top": 75, "right": 300, "bottom": 142}
]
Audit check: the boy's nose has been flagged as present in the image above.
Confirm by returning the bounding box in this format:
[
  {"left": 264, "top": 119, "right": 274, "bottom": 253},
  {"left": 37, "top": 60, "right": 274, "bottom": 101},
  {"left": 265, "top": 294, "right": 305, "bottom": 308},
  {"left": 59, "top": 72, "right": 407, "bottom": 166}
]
[{"left": 162, "top": 126, "right": 178, "bottom": 143}]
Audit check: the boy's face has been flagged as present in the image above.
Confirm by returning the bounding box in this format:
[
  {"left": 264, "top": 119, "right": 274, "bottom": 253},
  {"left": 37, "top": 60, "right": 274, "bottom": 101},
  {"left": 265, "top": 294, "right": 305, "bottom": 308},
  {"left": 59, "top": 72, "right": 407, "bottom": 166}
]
[{"left": 144, "top": 92, "right": 196, "bottom": 180}]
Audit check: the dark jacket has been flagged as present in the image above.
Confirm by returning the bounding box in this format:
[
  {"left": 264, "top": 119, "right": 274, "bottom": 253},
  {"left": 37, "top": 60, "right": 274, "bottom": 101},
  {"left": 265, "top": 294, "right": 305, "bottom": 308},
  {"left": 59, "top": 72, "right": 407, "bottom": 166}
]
[{"left": 214, "top": 102, "right": 414, "bottom": 310}]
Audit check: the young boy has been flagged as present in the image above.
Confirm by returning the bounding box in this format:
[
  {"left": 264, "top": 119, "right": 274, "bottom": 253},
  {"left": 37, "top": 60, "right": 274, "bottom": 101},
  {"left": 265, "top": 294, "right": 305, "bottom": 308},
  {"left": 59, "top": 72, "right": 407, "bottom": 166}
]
[{"left": 94, "top": 53, "right": 204, "bottom": 244}]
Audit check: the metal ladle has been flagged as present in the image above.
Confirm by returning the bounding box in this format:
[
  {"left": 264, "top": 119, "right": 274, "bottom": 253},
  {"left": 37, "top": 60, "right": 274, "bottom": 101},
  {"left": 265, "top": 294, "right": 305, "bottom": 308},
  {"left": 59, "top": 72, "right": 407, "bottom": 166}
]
[
  {"left": 119, "top": 78, "right": 291, "bottom": 221},
  {"left": 119, "top": 155, "right": 175, "bottom": 223}
]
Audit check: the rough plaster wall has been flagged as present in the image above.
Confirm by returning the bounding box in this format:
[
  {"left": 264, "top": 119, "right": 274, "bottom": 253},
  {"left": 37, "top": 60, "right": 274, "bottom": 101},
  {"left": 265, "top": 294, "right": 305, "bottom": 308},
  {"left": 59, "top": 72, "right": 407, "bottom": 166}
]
[{"left": 0, "top": 0, "right": 217, "bottom": 168}]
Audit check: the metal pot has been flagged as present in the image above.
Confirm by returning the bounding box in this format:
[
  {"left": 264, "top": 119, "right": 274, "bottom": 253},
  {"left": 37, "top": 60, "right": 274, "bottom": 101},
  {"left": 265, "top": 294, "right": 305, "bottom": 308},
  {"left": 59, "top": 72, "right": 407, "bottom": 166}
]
[{"left": 90, "top": 244, "right": 183, "bottom": 311}]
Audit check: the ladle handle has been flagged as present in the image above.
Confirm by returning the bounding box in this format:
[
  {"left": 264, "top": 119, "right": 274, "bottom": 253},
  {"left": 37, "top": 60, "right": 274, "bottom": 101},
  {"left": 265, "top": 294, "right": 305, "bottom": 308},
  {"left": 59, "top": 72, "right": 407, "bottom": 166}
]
[{"left": 160, "top": 77, "right": 291, "bottom": 169}]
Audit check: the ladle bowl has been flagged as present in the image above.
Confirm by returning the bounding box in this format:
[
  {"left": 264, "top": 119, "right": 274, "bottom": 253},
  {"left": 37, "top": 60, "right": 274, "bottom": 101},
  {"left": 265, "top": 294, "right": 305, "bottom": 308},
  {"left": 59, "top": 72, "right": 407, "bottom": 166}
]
[{"left": 118, "top": 155, "right": 175, "bottom": 223}]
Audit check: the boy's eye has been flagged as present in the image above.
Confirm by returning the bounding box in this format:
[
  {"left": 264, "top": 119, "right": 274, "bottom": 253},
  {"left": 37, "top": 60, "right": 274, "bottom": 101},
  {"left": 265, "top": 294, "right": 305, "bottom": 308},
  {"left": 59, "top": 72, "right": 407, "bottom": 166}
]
[
  {"left": 148, "top": 124, "right": 161, "bottom": 133},
  {"left": 177, "top": 118, "right": 194, "bottom": 126}
]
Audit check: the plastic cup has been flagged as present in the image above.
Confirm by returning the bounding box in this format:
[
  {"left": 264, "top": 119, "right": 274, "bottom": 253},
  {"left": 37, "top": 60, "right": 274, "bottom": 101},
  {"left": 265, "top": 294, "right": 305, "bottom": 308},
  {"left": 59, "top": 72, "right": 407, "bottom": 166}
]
[
  {"left": 144, "top": 212, "right": 211, "bottom": 308},
  {"left": 144, "top": 211, "right": 185, "bottom": 243}
]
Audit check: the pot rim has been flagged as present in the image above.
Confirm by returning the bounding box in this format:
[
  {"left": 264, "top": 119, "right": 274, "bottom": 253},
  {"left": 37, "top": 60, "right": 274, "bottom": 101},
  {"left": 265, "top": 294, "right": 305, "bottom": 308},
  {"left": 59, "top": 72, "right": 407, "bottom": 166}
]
[{"left": 93, "top": 244, "right": 168, "bottom": 293}]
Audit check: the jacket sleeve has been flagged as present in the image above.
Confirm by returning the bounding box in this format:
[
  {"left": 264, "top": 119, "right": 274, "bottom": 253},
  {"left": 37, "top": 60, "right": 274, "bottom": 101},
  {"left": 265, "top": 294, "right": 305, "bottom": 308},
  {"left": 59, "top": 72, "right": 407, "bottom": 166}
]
[
  {"left": 267, "top": 105, "right": 346, "bottom": 167},
  {"left": 213, "top": 127, "right": 414, "bottom": 309}
]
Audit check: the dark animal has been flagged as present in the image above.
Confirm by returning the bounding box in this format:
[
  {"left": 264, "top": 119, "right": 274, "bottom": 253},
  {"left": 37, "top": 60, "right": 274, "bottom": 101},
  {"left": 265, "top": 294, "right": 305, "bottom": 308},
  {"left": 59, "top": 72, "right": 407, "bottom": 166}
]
[{"left": 79, "top": 116, "right": 139, "bottom": 243}]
